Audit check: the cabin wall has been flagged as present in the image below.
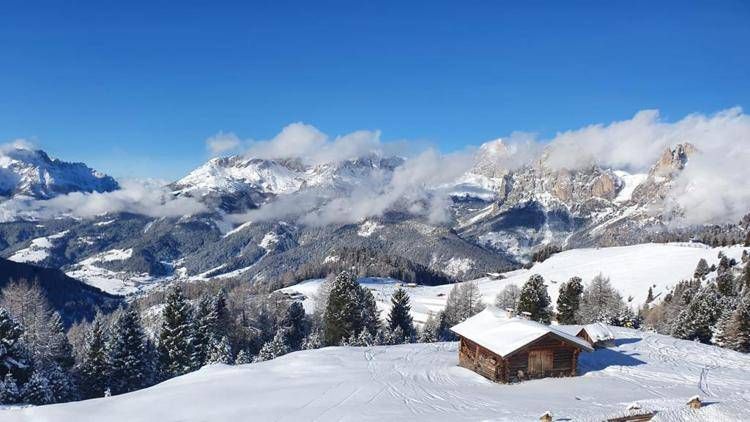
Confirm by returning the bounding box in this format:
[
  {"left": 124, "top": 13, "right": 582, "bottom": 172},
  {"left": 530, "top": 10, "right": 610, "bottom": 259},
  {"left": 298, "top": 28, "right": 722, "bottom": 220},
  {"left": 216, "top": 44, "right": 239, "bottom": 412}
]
[
  {"left": 458, "top": 337, "right": 504, "bottom": 382},
  {"left": 505, "top": 336, "right": 579, "bottom": 383}
]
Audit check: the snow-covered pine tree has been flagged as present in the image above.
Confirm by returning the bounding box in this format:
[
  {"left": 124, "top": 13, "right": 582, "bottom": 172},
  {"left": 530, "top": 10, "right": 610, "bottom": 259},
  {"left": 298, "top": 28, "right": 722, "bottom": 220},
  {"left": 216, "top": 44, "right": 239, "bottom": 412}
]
[
  {"left": 419, "top": 312, "right": 438, "bottom": 343},
  {"left": 324, "top": 271, "right": 360, "bottom": 346},
  {"left": 302, "top": 331, "right": 323, "bottom": 350},
  {"left": 723, "top": 294, "right": 750, "bottom": 352},
  {"left": 107, "top": 309, "right": 149, "bottom": 395},
  {"left": 79, "top": 316, "right": 109, "bottom": 399},
  {"left": 45, "top": 363, "right": 77, "bottom": 403},
  {"left": 387, "top": 288, "right": 414, "bottom": 342},
  {"left": 191, "top": 294, "right": 216, "bottom": 369},
  {"left": 494, "top": 284, "right": 521, "bottom": 311},
  {"left": 741, "top": 260, "right": 750, "bottom": 292},
  {"left": 234, "top": 349, "right": 252, "bottom": 365},
  {"left": 0, "top": 308, "right": 29, "bottom": 382},
  {"left": 694, "top": 258, "right": 710, "bottom": 280},
  {"left": 517, "top": 274, "right": 552, "bottom": 323},
  {"left": 645, "top": 286, "right": 655, "bottom": 304},
  {"left": 48, "top": 312, "right": 74, "bottom": 370},
  {"left": 357, "top": 285, "right": 380, "bottom": 337},
  {"left": 254, "top": 331, "right": 289, "bottom": 362},
  {"left": 22, "top": 369, "right": 53, "bottom": 405},
  {"left": 716, "top": 263, "right": 736, "bottom": 296},
  {"left": 280, "top": 301, "right": 310, "bottom": 352},
  {"left": 575, "top": 274, "right": 627, "bottom": 324},
  {"left": 0, "top": 372, "right": 20, "bottom": 404},
  {"left": 206, "top": 336, "right": 233, "bottom": 365},
  {"left": 671, "top": 286, "right": 722, "bottom": 343},
  {"left": 212, "top": 290, "right": 232, "bottom": 340},
  {"left": 158, "top": 285, "right": 195, "bottom": 379},
  {"left": 556, "top": 277, "right": 583, "bottom": 324}
]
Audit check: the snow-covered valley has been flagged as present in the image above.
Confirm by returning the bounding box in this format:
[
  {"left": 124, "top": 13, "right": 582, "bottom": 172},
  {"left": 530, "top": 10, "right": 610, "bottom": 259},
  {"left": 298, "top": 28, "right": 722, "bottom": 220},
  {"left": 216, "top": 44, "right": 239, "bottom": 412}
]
[
  {"left": 282, "top": 242, "right": 747, "bottom": 324},
  {"left": 4, "top": 327, "right": 749, "bottom": 422}
]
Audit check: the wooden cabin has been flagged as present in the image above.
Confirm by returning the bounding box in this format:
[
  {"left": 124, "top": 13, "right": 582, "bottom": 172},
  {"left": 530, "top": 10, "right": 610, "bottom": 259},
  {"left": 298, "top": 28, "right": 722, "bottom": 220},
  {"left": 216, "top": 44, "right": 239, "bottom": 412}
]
[
  {"left": 451, "top": 308, "right": 593, "bottom": 383},
  {"left": 558, "top": 323, "right": 616, "bottom": 349}
]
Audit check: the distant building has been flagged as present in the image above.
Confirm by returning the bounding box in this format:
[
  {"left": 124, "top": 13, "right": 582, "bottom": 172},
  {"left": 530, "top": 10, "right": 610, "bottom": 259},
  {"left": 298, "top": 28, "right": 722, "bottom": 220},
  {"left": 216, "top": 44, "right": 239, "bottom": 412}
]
[
  {"left": 558, "top": 323, "right": 616, "bottom": 349},
  {"left": 450, "top": 307, "right": 593, "bottom": 383}
]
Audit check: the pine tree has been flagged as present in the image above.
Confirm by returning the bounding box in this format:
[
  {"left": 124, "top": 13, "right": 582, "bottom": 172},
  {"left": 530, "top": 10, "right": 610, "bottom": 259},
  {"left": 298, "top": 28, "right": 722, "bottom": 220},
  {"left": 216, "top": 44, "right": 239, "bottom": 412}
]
[
  {"left": 212, "top": 290, "right": 231, "bottom": 340},
  {"left": 671, "top": 287, "right": 722, "bottom": 343},
  {"left": 694, "top": 258, "right": 710, "bottom": 280},
  {"left": 741, "top": 260, "right": 750, "bottom": 292},
  {"left": 645, "top": 286, "right": 655, "bottom": 304},
  {"left": 723, "top": 294, "right": 750, "bottom": 352},
  {"left": 302, "top": 332, "right": 323, "bottom": 350},
  {"left": 517, "top": 274, "right": 552, "bottom": 323},
  {"left": 419, "top": 313, "right": 438, "bottom": 343},
  {"left": 0, "top": 307, "right": 29, "bottom": 381},
  {"left": 576, "top": 274, "right": 627, "bottom": 324},
  {"left": 191, "top": 294, "right": 217, "bottom": 369},
  {"left": 45, "top": 363, "right": 76, "bottom": 403},
  {"left": 234, "top": 349, "right": 252, "bottom": 365},
  {"left": 323, "top": 271, "right": 380, "bottom": 346},
  {"left": 22, "top": 370, "right": 53, "bottom": 405},
  {"left": 254, "top": 331, "right": 289, "bottom": 362},
  {"left": 716, "top": 261, "right": 736, "bottom": 296},
  {"left": 48, "top": 312, "right": 74, "bottom": 370},
  {"left": 387, "top": 288, "right": 414, "bottom": 341},
  {"left": 280, "top": 302, "right": 310, "bottom": 352},
  {"left": 206, "top": 336, "right": 233, "bottom": 365},
  {"left": 556, "top": 277, "right": 583, "bottom": 324},
  {"left": 158, "top": 285, "right": 195, "bottom": 379},
  {"left": 107, "top": 309, "right": 149, "bottom": 395},
  {"left": 79, "top": 316, "right": 109, "bottom": 399},
  {"left": 494, "top": 284, "right": 521, "bottom": 311},
  {"left": 0, "top": 372, "right": 20, "bottom": 404}
]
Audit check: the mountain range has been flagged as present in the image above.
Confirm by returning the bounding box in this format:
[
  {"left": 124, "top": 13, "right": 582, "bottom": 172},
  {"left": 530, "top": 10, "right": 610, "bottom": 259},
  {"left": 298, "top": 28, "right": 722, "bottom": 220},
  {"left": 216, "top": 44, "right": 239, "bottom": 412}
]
[{"left": 0, "top": 142, "right": 746, "bottom": 296}]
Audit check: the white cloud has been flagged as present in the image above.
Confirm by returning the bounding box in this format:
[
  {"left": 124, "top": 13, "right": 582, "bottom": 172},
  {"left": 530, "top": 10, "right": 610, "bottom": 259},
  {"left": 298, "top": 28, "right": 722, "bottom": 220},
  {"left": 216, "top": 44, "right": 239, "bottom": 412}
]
[
  {"left": 206, "top": 132, "right": 242, "bottom": 156},
  {"left": 0, "top": 179, "right": 208, "bottom": 221}
]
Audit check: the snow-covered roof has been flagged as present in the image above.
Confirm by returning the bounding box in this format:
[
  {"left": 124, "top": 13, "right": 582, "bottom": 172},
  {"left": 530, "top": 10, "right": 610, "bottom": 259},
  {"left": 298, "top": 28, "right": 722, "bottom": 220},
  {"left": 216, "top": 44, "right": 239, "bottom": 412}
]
[
  {"left": 556, "top": 323, "right": 615, "bottom": 344},
  {"left": 450, "top": 307, "right": 593, "bottom": 357}
]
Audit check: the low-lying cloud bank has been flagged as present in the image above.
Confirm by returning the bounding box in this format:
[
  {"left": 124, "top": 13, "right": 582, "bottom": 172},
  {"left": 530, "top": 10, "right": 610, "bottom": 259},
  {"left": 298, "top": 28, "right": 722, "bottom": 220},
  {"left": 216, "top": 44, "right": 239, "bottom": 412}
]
[{"left": 0, "top": 179, "right": 207, "bottom": 221}]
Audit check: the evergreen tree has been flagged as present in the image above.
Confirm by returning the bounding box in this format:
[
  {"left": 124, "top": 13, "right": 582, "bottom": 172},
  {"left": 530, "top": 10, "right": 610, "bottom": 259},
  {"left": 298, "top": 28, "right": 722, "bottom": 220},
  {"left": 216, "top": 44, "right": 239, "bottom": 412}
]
[
  {"left": 206, "top": 336, "right": 233, "bottom": 365},
  {"left": 280, "top": 302, "right": 310, "bottom": 352},
  {"left": 254, "top": 331, "right": 289, "bottom": 362},
  {"left": 191, "top": 294, "right": 218, "bottom": 369},
  {"left": 22, "top": 370, "right": 53, "bottom": 405},
  {"left": 645, "top": 286, "right": 655, "bottom": 304},
  {"left": 47, "top": 312, "right": 74, "bottom": 370},
  {"left": 158, "top": 285, "right": 195, "bottom": 379},
  {"left": 79, "top": 316, "right": 109, "bottom": 399},
  {"left": 723, "top": 294, "right": 750, "bottom": 352},
  {"left": 212, "top": 290, "right": 231, "bottom": 340},
  {"left": 0, "top": 372, "right": 20, "bottom": 404},
  {"left": 419, "top": 313, "right": 439, "bottom": 343},
  {"left": 741, "top": 260, "right": 750, "bottom": 292},
  {"left": 0, "top": 308, "right": 28, "bottom": 381},
  {"left": 234, "top": 349, "right": 252, "bottom": 365},
  {"left": 323, "top": 271, "right": 380, "bottom": 346},
  {"left": 671, "top": 287, "right": 722, "bottom": 343},
  {"left": 694, "top": 258, "right": 710, "bottom": 280},
  {"left": 716, "top": 264, "right": 736, "bottom": 296},
  {"left": 45, "top": 363, "right": 76, "bottom": 403},
  {"left": 494, "top": 284, "right": 521, "bottom": 311},
  {"left": 107, "top": 309, "right": 149, "bottom": 395},
  {"left": 301, "top": 332, "right": 323, "bottom": 350},
  {"left": 556, "top": 277, "right": 583, "bottom": 324},
  {"left": 387, "top": 288, "right": 414, "bottom": 341},
  {"left": 517, "top": 274, "right": 552, "bottom": 323},
  {"left": 576, "top": 274, "right": 627, "bottom": 324}
]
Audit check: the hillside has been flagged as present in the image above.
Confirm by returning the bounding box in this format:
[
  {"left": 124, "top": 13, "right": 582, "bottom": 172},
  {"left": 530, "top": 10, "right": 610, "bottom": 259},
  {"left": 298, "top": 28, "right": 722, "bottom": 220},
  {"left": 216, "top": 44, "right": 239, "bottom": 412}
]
[
  {"left": 0, "top": 258, "right": 122, "bottom": 325},
  {"left": 281, "top": 242, "right": 748, "bottom": 323},
  {"left": 3, "top": 327, "right": 749, "bottom": 421}
]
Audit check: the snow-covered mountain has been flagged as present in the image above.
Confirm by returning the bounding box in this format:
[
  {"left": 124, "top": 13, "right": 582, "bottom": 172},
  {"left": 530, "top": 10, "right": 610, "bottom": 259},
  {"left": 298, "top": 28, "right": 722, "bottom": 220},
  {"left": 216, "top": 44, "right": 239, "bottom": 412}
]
[
  {"left": 6, "top": 329, "right": 750, "bottom": 421},
  {"left": 0, "top": 145, "right": 118, "bottom": 199}
]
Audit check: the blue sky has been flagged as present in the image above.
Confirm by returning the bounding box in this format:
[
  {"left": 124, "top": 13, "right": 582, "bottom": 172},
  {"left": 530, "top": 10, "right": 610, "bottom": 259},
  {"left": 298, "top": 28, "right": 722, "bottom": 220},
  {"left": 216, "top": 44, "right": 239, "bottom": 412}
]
[{"left": 1, "top": 1, "right": 748, "bottom": 180}]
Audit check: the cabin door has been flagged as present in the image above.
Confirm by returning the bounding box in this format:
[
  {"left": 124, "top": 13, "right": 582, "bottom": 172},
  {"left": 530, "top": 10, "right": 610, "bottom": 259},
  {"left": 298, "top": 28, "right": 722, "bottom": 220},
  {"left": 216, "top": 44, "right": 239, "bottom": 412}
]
[{"left": 528, "top": 350, "right": 553, "bottom": 376}]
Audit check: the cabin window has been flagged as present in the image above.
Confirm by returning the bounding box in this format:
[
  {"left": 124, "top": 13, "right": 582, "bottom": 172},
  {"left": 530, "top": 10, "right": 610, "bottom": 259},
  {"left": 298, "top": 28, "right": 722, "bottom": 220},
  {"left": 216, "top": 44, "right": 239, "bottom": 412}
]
[{"left": 528, "top": 350, "right": 553, "bottom": 375}]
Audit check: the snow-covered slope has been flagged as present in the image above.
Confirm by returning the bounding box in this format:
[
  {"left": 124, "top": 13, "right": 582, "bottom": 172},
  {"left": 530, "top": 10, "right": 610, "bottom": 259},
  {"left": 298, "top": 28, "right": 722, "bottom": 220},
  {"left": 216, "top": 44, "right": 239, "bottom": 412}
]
[
  {"left": 5, "top": 328, "right": 750, "bottom": 421},
  {"left": 282, "top": 243, "right": 748, "bottom": 323},
  {"left": 0, "top": 146, "right": 118, "bottom": 199}
]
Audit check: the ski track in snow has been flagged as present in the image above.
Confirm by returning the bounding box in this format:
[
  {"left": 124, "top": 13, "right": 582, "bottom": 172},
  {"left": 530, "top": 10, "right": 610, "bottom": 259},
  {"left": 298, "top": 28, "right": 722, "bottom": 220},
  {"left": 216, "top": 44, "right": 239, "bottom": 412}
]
[{"left": 4, "top": 327, "right": 750, "bottom": 421}]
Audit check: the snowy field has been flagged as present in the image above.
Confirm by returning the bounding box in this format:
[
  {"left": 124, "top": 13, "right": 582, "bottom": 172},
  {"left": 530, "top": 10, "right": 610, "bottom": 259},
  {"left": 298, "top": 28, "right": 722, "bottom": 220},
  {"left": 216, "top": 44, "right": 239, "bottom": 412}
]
[
  {"left": 281, "top": 243, "right": 748, "bottom": 323},
  {"left": 3, "top": 327, "right": 749, "bottom": 421}
]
